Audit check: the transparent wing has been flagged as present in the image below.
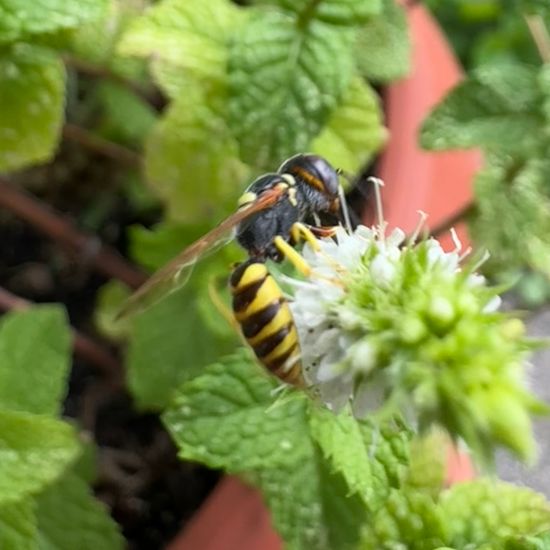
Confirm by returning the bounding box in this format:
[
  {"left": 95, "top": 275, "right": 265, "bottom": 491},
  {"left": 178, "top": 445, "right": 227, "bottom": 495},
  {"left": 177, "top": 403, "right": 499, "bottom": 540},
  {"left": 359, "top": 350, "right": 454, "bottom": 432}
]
[{"left": 118, "top": 186, "right": 286, "bottom": 318}]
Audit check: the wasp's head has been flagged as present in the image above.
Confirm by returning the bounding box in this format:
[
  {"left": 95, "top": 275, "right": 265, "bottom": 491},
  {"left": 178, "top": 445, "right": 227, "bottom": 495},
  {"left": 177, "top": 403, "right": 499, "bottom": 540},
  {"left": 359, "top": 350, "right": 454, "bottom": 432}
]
[{"left": 278, "top": 154, "right": 341, "bottom": 214}]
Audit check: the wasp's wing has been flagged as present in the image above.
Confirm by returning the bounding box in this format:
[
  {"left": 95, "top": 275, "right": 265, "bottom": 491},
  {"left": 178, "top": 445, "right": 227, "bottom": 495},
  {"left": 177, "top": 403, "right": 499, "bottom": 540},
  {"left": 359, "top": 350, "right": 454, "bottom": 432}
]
[{"left": 118, "top": 186, "right": 286, "bottom": 319}]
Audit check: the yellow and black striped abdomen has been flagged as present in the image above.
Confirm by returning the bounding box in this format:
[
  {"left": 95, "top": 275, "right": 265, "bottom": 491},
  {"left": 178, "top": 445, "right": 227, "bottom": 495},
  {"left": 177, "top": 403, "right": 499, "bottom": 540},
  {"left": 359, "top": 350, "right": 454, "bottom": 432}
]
[{"left": 229, "top": 261, "right": 303, "bottom": 387}]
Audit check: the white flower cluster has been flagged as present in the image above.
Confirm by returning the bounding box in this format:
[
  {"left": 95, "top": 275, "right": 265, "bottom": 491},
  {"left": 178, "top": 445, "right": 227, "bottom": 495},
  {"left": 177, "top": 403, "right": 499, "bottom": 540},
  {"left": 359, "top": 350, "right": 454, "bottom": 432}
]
[{"left": 283, "top": 221, "right": 500, "bottom": 415}]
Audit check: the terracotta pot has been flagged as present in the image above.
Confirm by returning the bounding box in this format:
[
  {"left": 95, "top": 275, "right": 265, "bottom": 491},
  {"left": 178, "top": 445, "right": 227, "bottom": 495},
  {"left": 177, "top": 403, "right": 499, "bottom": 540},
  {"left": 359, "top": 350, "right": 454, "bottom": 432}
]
[{"left": 168, "top": 4, "right": 479, "bottom": 549}]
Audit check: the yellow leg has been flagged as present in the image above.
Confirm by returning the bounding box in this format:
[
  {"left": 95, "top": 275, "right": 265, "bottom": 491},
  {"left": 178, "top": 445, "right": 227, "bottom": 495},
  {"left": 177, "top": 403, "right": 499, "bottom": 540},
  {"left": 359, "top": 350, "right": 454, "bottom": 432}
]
[
  {"left": 273, "top": 236, "right": 312, "bottom": 276},
  {"left": 207, "top": 275, "right": 240, "bottom": 331},
  {"left": 290, "top": 222, "right": 326, "bottom": 251}
]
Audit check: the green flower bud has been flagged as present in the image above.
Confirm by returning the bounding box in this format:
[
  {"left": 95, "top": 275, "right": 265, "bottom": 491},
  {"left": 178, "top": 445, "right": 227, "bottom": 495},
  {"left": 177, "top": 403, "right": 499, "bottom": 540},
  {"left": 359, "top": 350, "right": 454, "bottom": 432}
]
[{"left": 285, "top": 224, "right": 546, "bottom": 466}]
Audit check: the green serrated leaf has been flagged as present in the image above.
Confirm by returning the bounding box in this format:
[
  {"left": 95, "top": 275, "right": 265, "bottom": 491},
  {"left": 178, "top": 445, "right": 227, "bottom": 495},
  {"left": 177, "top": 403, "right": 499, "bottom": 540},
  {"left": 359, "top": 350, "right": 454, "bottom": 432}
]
[
  {"left": 442, "top": 480, "right": 550, "bottom": 548},
  {"left": 0, "top": 0, "right": 108, "bottom": 43},
  {"left": 0, "top": 44, "right": 65, "bottom": 171},
  {"left": 145, "top": 82, "right": 249, "bottom": 223},
  {"left": 518, "top": 0, "right": 550, "bottom": 16},
  {"left": 360, "top": 488, "right": 448, "bottom": 549},
  {"left": 126, "top": 221, "right": 240, "bottom": 410},
  {"left": 94, "top": 280, "right": 131, "bottom": 342},
  {"left": 312, "top": 77, "right": 386, "bottom": 176},
  {"left": 251, "top": 0, "right": 381, "bottom": 25},
  {"left": 69, "top": 0, "right": 146, "bottom": 81},
  {"left": 257, "top": 446, "right": 367, "bottom": 550},
  {"left": 228, "top": 9, "right": 355, "bottom": 169},
  {"left": 127, "top": 282, "right": 238, "bottom": 410},
  {"left": 164, "top": 351, "right": 314, "bottom": 470},
  {"left": 309, "top": 407, "right": 376, "bottom": 502},
  {"left": 118, "top": 0, "right": 244, "bottom": 96},
  {"left": 470, "top": 154, "right": 550, "bottom": 278},
  {"left": 405, "top": 430, "right": 448, "bottom": 497},
  {"left": 35, "top": 472, "right": 123, "bottom": 550},
  {"left": 421, "top": 63, "right": 543, "bottom": 153},
  {"left": 95, "top": 82, "right": 156, "bottom": 148},
  {"left": 0, "top": 411, "right": 79, "bottom": 504},
  {"left": 164, "top": 350, "right": 374, "bottom": 549},
  {"left": 355, "top": 0, "right": 410, "bottom": 82},
  {"left": 71, "top": 436, "right": 98, "bottom": 486},
  {"left": 538, "top": 64, "right": 550, "bottom": 127},
  {"left": 309, "top": 407, "right": 410, "bottom": 510},
  {"left": 504, "top": 529, "right": 550, "bottom": 550},
  {"left": 0, "top": 499, "right": 37, "bottom": 550},
  {"left": 0, "top": 306, "right": 71, "bottom": 416}
]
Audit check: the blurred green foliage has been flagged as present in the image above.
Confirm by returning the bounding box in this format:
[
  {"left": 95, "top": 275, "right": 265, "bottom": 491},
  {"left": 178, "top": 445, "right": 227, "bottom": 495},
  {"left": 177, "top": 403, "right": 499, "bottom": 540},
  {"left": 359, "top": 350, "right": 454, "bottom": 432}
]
[
  {"left": 423, "top": 1, "right": 550, "bottom": 304},
  {"left": 0, "top": 307, "right": 122, "bottom": 549},
  {"left": 163, "top": 350, "right": 550, "bottom": 550},
  {"left": 425, "top": 0, "right": 548, "bottom": 69}
]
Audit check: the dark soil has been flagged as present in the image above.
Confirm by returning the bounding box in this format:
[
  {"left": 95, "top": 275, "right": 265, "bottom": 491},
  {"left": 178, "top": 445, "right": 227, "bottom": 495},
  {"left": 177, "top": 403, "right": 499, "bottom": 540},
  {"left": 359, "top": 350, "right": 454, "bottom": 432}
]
[{"left": 0, "top": 142, "right": 220, "bottom": 549}]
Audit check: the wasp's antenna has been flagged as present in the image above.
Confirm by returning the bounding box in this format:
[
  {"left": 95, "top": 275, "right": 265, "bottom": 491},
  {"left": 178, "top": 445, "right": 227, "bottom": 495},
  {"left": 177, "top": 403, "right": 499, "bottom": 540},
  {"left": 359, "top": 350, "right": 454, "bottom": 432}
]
[{"left": 367, "top": 176, "right": 386, "bottom": 243}]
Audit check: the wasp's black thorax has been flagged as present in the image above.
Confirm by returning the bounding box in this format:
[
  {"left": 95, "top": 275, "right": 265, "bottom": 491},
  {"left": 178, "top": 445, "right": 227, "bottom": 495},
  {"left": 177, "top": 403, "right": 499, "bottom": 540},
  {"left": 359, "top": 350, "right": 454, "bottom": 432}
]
[{"left": 236, "top": 174, "right": 308, "bottom": 260}]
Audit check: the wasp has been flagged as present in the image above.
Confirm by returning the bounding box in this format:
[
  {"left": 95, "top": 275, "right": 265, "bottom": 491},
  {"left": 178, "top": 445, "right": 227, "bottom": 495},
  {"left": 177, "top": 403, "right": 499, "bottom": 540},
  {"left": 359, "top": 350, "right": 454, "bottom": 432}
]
[{"left": 121, "top": 154, "right": 348, "bottom": 387}]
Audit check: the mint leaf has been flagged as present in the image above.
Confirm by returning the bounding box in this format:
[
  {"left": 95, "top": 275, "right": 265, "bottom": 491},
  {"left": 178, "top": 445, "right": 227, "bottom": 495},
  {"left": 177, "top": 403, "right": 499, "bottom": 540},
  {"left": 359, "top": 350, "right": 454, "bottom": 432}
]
[
  {"left": 165, "top": 351, "right": 374, "bottom": 549},
  {"left": 95, "top": 82, "right": 156, "bottom": 148},
  {"left": 228, "top": 9, "right": 355, "bottom": 168},
  {"left": 504, "top": 530, "right": 550, "bottom": 549},
  {"left": 251, "top": 0, "right": 381, "bottom": 25},
  {"left": 0, "top": 44, "right": 65, "bottom": 171},
  {"left": 309, "top": 407, "right": 409, "bottom": 510},
  {"left": 0, "top": 411, "right": 79, "bottom": 504},
  {"left": 312, "top": 77, "right": 386, "bottom": 175},
  {"left": 68, "top": 0, "right": 145, "bottom": 81},
  {"left": 360, "top": 488, "right": 448, "bottom": 549},
  {"left": 118, "top": 0, "right": 244, "bottom": 97},
  {"left": 355, "top": 0, "right": 410, "bottom": 83},
  {"left": 442, "top": 480, "right": 550, "bottom": 548},
  {"left": 0, "top": 499, "right": 37, "bottom": 550},
  {"left": 94, "top": 280, "right": 131, "bottom": 342},
  {"left": 405, "top": 431, "right": 448, "bottom": 497},
  {"left": 0, "top": 0, "right": 108, "bottom": 43},
  {"left": 35, "top": 472, "right": 123, "bottom": 550},
  {"left": 164, "top": 351, "right": 313, "bottom": 470},
  {"left": 145, "top": 82, "right": 249, "bottom": 223},
  {"left": 127, "top": 282, "right": 238, "bottom": 410},
  {"left": 471, "top": 154, "right": 550, "bottom": 277},
  {"left": 256, "top": 447, "right": 367, "bottom": 550},
  {"left": 0, "top": 306, "right": 71, "bottom": 416},
  {"left": 127, "top": 223, "right": 240, "bottom": 410},
  {"left": 421, "top": 63, "right": 543, "bottom": 153},
  {"left": 519, "top": 0, "right": 550, "bottom": 16},
  {"left": 309, "top": 407, "right": 376, "bottom": 501}
]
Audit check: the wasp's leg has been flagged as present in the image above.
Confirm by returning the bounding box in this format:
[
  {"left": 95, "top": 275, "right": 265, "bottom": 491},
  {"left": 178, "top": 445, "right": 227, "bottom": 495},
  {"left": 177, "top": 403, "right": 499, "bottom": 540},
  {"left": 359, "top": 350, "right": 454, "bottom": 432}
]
[
  {"left": 273, "top": 235, "right": 312, "bottom": 276},
  {"left": 208, "top": 274, "right": 241, "bottom": 332},
  {"left": 290, "top": 222, "right": 335, "bottom": 251}
]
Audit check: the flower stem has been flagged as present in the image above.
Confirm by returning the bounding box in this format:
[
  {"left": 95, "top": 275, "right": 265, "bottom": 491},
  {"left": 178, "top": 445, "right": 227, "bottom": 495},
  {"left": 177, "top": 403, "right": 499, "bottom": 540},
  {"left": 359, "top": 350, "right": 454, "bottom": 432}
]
[
  {"left": 524, "top": 14, "right": 550, "bottom": 64},
  {"left": 0, "top": 179, "right": 147, "bottom": 289}
]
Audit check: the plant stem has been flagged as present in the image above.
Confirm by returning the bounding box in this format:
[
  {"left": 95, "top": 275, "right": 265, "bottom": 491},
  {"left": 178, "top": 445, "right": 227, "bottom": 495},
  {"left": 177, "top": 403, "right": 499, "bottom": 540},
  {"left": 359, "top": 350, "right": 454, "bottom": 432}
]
[
  {"left": 0, "top": 179, "right": 147, "bottom": 289},
  {"left": 62, "top": 123, "right": 143, "bottom": 169},
  {"left": 524, "top": 14, "right": 550, "bottom": 63},
  {"left": 0, "top": 286, "right": 123, "bottom": 386}
]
